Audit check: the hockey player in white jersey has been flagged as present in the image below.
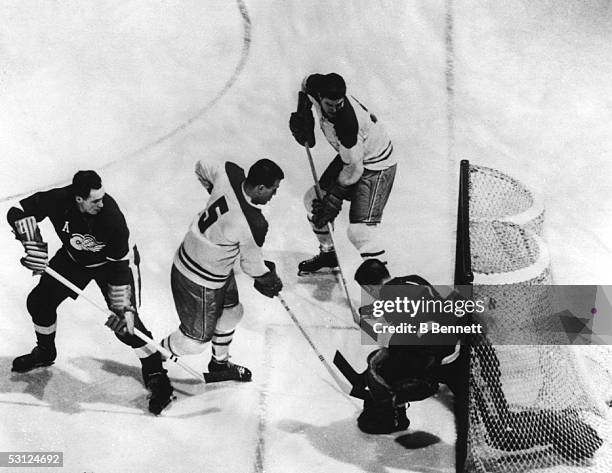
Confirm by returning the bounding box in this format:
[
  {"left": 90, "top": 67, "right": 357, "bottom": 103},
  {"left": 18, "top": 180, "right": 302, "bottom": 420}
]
[
  {"left": 161, "top": 159, "right": 284, "bottom": 382},
  {"left": 289, "top": 73, "right": 397, "bottom": 274}
]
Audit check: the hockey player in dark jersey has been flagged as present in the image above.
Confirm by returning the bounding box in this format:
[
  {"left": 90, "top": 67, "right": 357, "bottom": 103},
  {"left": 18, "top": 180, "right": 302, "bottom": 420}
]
[
  {"left": 351, "top": 259, "right": 467, "bottom": 435},
  {"left": 289, "top": 73, "right": 397, "bottom": 274},
  {"left": 7, "top": 170, "right": 174, "bottom": 415},
  {"left": 351, "top": 260, "right": 603, "bottom": 464}
]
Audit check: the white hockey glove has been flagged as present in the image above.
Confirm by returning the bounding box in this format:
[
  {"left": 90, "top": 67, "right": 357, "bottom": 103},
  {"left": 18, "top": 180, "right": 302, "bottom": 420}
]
[
  {"left": 107, "top": 284, "right": 132, "bottom": 310},
  {"left": 105, "top": 283, "right": 135, "bottom": 334},
  {"left": 13, "top": 215, "right": 43, "bottom": 243},
  {"left": 20, "top": 241, "right": 49, "bottom": 275}
]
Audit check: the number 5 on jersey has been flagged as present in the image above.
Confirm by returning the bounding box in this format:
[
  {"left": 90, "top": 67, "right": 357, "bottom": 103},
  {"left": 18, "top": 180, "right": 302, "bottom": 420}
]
[{"left": 198, "top": 197, "right": 229, "bottom": 233}]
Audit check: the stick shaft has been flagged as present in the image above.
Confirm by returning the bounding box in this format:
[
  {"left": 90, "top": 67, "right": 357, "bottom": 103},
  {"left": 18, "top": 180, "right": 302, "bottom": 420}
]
[
  {"left": 44, "top": 266, "right": 206, "bottom": 383},
  {"left": 277, "top": 294, "right": 353, "bottom": 398},
  {"left": 304, "top": 145, "right": 360, "bottom": 324}
]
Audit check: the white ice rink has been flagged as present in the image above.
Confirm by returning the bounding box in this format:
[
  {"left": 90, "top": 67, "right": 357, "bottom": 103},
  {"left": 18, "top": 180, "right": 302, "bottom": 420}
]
[{"left": 1, "top": 1, "right": 611, "bottom": 472}]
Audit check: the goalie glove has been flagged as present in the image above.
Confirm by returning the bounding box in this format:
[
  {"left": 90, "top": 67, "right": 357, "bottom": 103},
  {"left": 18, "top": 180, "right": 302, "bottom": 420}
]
[
  {"left": 289, "top": 92, "right": 315, "bottom": 148},
  {"left": 253, "top": 260, "right": 283, "bottom": 298},
  {"left": 311, "top": 183, "right": 350, "bottom": 228},
  {"left": 105, "top": 307, "right": 136, "bottom": 336},
  {"left": 20, "top": 241, "right": 49, "bottom": 275}
]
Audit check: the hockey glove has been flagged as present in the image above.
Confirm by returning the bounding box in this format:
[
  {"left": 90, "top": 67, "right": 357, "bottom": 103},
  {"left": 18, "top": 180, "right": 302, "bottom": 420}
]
[
  {"left": 20, "top": 241, "right": 48, "bottom": 275},
  {"left": 12, "top": 215, "right": 43, "bottom": 243},
  {"left": 107, "top": 284, "right": 132, "bottom": 312},
  {"left": 311, "top": 183, "right": 349, "bottom": 228},
  {"left": 105, "top": 307, "right": 136, "bottom": 336},
  {"left": 254, "top": 260, "right": 283, "bottom": 298},
  {"left": 289, "top": 92, "right": 315, "bottom": 147}
]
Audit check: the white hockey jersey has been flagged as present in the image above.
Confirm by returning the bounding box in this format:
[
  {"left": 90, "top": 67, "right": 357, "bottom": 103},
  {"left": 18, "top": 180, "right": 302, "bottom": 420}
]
[
  {"left": 173, "top": 161, "right": 269, "bottom": 289},
  {"left": 303, "top": 75, "right": 395, "bottom": 172}
]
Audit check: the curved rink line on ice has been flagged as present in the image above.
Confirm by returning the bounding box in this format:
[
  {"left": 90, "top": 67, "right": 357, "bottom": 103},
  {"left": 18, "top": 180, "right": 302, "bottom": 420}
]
[{"left": 0, "top": 0, "right": 251, "bottom": 203}]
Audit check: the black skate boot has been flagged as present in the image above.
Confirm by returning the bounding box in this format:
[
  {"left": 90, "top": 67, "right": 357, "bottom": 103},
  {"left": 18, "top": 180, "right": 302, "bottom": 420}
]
[
  {"left": 298, "top": 250, "right": 338, "bottom": 275},
  {"left": 144, "top": 370, "right": 174, "bottom": 416},
  {"left": 204, "top": 358, "right": 252, "bottom": 383},
  {"left": 12, "top": 345, "right": 57, "bottom": 373}
]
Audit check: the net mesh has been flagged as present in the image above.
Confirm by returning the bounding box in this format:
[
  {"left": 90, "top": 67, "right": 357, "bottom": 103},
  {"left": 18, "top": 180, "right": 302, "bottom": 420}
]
[{"left": 465, "top": 164, "right": 612, "bottom": 473}]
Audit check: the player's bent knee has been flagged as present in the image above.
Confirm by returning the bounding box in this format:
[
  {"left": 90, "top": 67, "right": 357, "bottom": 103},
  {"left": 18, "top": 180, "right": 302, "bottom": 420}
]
[
  {"left": 347, "top": 223, "right": 378, "bottom": 248},
  {"left": 303, "top": 186, "right": 318, "bottom": 213},
  {"left": 26, "top": 289, "right": 54, "bottom": 323},
  {"left": 163, "top": 329, "right": 208, "bottom": 356},
  {"left": 216, "top": 303, "right": 244, "bottom": 333}
]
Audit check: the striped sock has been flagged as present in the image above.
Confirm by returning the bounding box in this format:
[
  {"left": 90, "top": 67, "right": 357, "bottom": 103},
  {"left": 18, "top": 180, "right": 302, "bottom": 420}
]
[{"left": 211, "top": 329, "right": 234, "bottom": 362}]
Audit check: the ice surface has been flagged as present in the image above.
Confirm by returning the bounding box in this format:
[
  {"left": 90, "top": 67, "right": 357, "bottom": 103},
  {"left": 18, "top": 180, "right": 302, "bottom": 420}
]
[{"left": 1, "top": 0, "right": 611, "bottom": 472}]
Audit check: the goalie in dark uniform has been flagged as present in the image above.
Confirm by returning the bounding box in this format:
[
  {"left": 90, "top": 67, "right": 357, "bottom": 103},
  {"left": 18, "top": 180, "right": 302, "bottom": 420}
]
[
  {"left": 7, "top": 170, "right": 174, "bottom": 415},
  {"left": 351, "top": 259, "right": 602, "bottom": 465},
  {"left": 352, "top": 259, "right": 467, "bottom": 435}
]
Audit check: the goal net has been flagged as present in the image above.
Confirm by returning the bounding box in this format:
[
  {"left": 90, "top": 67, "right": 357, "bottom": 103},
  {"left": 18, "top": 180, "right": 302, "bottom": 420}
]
[{"left": 455, "top": 161, "right": 612, "bottom": 473}]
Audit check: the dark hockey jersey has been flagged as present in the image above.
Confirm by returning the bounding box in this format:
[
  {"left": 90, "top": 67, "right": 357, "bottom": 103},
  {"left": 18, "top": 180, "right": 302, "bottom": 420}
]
[
  {"left": 377, "top": 275, "right": 462, "bottom": 366},
  {"left": 7, "top": 185, "right": 132, "bottom": 285}
]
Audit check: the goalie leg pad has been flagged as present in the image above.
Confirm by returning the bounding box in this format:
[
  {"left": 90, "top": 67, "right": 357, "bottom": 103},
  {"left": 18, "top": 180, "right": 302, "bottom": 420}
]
[{"left": 357, "top": 394, "right": 410, "bottom": 434}]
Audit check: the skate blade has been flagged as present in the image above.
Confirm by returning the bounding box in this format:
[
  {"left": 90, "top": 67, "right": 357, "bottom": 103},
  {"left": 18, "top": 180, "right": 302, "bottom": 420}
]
[
  {"left": 297, "top": 267, "right": 340, "bottom": 276},
  {"left": 11, "top": 361, "right": 55, "bottom": 373},
  {"left": 203, "top": 371, "right": 252, "bottom": 383},
  {"left": 149, "top": 394, "right": 176, "bottom": 416}
]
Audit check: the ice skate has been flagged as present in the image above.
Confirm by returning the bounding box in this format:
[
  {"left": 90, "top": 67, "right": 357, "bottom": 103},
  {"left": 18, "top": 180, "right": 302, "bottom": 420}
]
[
  {"left": 145, "top": 371, "right": 175, "bottom": 416},
  {"left": 204, "top": 358, "right": 252, "bottom": 383},
  {"left": 298, "top": 250, "right": 338, "bottom": 275},
  {"left": 12, "top": 345, "right": 57, "bottom": 373}
]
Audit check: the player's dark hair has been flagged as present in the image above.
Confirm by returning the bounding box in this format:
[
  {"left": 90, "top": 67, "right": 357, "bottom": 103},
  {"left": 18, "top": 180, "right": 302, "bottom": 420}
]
[
  {"left": 355, "top": 259, "right": 390, "bottom": 286},
  {"left": 72, "top": 170, "right": 102, "bottom": 199},
  {"left": 319, "top": 73, "right": 346, "bottom": 100},
  {"left": 246, "top": 159, "right": 284, "bottom": 188}
]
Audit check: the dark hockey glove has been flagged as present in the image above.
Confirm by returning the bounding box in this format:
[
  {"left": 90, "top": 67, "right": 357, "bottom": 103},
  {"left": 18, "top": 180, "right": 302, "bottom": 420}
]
[
  {"left": 20, "top": 241, "right": 48, "bottom": 275},
  {"left": 311, "top": 183, "right": 349, "bottom": 228},
  {"left": 254, "top": 260, "right": 283, "bottom": 298},
  {"left": 289, "top": 92, "right": 315, "bottom": 147},
  {"left": 289, "top": 111, "right": 315, "bottom": 147},
  {"left": 105, "top": 307, "right": 136, "bottom": 336}
]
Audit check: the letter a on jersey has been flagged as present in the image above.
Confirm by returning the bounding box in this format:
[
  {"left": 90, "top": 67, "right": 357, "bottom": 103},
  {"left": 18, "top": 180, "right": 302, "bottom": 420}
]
[{"left": 62, "top": 221, "right": 70, "bottom": 233}]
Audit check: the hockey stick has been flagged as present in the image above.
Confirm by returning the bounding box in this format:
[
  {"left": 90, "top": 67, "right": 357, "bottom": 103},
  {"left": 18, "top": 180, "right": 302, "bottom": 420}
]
[
  {"left": 43, "top": 267, "right": 206, "bottom": 384},
  {"left": 276, "top": 293, "right": 355, "bottom": 400},
  {"left": 303, "top": 144, "right": 360, "bottom": 325},
  {"left": 333, "top": 350, "right": 368, "bottom": 400}
]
